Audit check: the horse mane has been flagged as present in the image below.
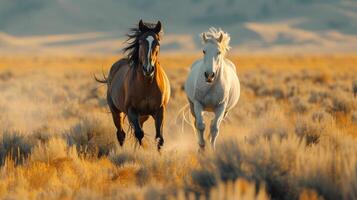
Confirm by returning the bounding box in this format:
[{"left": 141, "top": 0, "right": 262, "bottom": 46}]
[
  {"left": 201, "top": 27, "right": 231, "bottom": 54},
  {"left": 123, "top": 23, "right": 160, "bottom": 68}
]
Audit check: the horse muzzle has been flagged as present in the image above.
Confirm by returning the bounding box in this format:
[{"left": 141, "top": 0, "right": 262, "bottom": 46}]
[
  {"left": 142, "top": 65, "right": 155, "bottom": 77},
  {"left": 204, "top": 71, "right": 215, "bottom": 83}
]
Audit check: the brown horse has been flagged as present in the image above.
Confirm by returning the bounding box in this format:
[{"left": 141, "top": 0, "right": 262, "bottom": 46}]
[{"left": 96, "top": 20, "right": 170, "bottom": 150}]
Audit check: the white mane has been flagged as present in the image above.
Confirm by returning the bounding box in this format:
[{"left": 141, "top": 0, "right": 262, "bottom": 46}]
[{"left": 200, "top": 27, "right": 231, "bottom": 53}]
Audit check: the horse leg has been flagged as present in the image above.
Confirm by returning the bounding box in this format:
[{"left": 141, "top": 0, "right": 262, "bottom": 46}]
[
  {"left": 139, "top": 115, "right": 149, "bottom": 128},
  {"left": 153, "top": 107, "right": 164, "bottom": 151},
  {"left": 111, "top": 111, "right": 126, "bottom": 146},
  {"left": 210, "top": 104, "right": 226, "bottom": 150},
  {"left": 191, "top": 100, "right": 206, "bottom": 151},
  {"left": 116, "top": 112, "right": 126, "bottom": 146},
  {"left": 128, "top": 107, "right": 144, "bottom": 145},
  {"left": 108, "top": 95, "right": 126, "bottom": 146}
]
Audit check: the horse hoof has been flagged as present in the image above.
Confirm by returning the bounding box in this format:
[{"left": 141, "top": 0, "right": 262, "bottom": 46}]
[
  {"left": 157, "top": 145, "right": 162, "bottom": 152},
  {"left": 156, "top": 137, "right": 164, "bottom": 145},
  {"left": 157, "top": 144, "right": 163, "bottom": 151},
  {"left": 116, "top": 131, "right": 125, "bottom": 146},
  {"left": 156, "top": 137, "right": 164, "bottom": 151}
]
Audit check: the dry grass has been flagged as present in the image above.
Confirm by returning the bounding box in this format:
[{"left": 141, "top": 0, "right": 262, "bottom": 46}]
[{"left": 0, "top": 54, "right": 356, "bottom": 200}]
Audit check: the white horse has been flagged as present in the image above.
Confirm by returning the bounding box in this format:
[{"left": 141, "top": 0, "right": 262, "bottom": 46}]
[{"left": 184, "top": 28, "right": 240, "bottom": 150}]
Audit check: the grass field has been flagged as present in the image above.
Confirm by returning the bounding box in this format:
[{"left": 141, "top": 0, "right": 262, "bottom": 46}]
[{"left": 0, "top": 54, "right": 356, "bottom": 200}]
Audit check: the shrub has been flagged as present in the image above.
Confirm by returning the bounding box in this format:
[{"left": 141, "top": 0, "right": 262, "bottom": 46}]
[
  {"left": 353, "top": 80, "right": 357, "bottom": 97},
  {"left": 209, "top": 136, "right": 301, "bottom": 200},
  {"left": 295, "top": 111, "right": 334, "bottom": 145},
  {"left": 30, "top": 138, "right": 77, "bottom": 163},
  {"left": 308, "top": 90, "right": 329, "bottom": 104},
  {"left": 291, "top": 97, "right": 309, "bottom": 114},
  {"left": 110, "top": 151, "right": 136, "bottom": 166},
  {"left": 210, "top": 140, "right": 244, "bottom": 182},
  {"left": 207, "top": 179, "right": 268, "bottom": 200},
  {"left": 0, "top": 130, "right": 33, "bottom": 165},
  {"left": 66, "top": 115, "right": 116, "bottom": 156},
  {"left": 352, "top": 112, "right": 357, "bottom": 124},
  {"left": 190, "top": 169, "right": 217, "bottom": 196},
  {"left": 251, "top": 98, "right": 275, "bottom": 117},
  {"left": 249, "top": 110, "right": 290, "bottom": 143},
  {"left": 330, "top": 93, "right": 355, "bottom": 114},
  {"left": 295, "top": 143, "right": 355, "bottom": 200}
]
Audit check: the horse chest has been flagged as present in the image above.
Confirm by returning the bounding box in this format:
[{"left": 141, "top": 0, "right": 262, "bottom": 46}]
[
  {"left": 196, "top": 84, "right": 225, "bottom": 108},
  {"left": 134, "top": 89, "right": 163, "bottom": 114},
  {"left": 202, "top": 93, "right": 223, "bottom": 109},
  {"left": 137, "top": 97, "right": 159, "bottom": 110}
]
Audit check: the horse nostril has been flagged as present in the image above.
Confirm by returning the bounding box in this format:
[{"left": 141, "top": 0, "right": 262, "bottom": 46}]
[
  {"left": 205, "top": 72, "right": 215, "bottom": 79},
  {"left": 142, "top": 65, "right": 155, "bottom": 76}
]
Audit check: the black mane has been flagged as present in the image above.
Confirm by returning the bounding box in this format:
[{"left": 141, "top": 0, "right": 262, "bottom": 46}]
[{"left": 123, "top": 23, "right": 158, "bottom": 68}]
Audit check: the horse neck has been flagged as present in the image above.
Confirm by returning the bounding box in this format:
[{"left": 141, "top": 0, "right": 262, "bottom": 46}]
[
  {"left": 217, "top": 56, "right": 225, "bottom": 77},
  {"left": 153, "top": 62, "right": 164, "bottom": 82}
]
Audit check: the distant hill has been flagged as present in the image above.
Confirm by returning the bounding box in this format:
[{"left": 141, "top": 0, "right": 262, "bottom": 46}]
[{"left": 0, "top": 0, "right": 356, "bottom": 54}]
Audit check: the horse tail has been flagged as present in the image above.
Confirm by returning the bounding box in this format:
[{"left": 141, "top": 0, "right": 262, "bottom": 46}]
[
  {"left": 94, "top": 69, "right": 108, "bottom": 84},
  {"left": 173, "top": 104, "right": 195, "bottom": 134}
]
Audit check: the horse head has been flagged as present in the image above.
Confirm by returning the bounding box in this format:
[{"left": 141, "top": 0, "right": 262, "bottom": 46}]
[
  {"left": 137, "top": 20, "right": 162, "bottom": 77},
  {"left": 201, "top": 28, "right": 231, "bottom": 83}
]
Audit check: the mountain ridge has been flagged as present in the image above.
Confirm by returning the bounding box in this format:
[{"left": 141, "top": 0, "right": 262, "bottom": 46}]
[{"left": 0, "top": 0, "right": 356, "bottom": 54}]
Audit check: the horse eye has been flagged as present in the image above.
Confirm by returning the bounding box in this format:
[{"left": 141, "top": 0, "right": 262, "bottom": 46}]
[
  {"left": 217, "top": 51, "right": 221, "bottom": 55},
  {"left": 203, "top": 50, "right": 206, "bottom": 54}
]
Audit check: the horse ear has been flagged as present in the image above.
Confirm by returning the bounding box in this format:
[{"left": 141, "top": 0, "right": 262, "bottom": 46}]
[
  {"left": 139, "top": 19, "right": 147, "bottom": 32},
  {"left": 202, "top": 33, "right": 208, "bottom": 42},
  {"left": 154, "top": 21, "right": 162, "bottom": 34},
  {"left": 218, "top": 33, "right": 223, "bottom": 43}
]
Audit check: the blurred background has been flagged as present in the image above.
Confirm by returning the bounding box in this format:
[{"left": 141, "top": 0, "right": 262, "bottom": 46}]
[{"left": 0, "top": 0, "right": 356, "bottom": 55}]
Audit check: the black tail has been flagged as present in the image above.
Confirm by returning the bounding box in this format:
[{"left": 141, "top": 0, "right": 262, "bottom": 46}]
[{"left": 94, "top": 70, "right": 108, "bottom": 84}]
